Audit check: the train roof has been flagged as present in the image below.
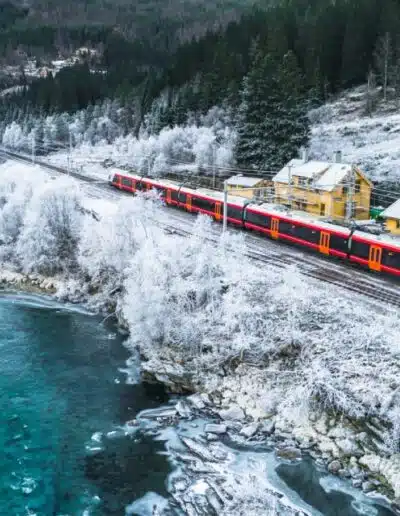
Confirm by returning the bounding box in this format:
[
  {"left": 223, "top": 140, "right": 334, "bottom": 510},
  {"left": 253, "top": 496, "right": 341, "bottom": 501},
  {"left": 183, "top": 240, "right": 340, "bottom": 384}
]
[
  {"left": 247, "top": 201, "right": 352, "bottom": 235},
  {"left": 352, "top": 228, "right": 400, "bottom": 249}
]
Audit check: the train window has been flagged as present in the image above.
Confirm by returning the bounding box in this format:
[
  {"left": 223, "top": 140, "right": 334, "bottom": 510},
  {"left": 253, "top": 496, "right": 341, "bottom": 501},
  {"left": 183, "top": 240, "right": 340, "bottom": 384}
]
[
  {"left": 121, "top": 177, "right": 132, "bottom": 187},
  {"left": 245, "top": 210, "right": 268, "bottom": 228},
  {"left": 330, "top": 234, "right": 349, "bottom": 253},
  {"left": 136, "top": 181, "right": 144, "bottom": 191},
  {"left": 171, "top": 190, "right": 179, "bottom": 202},
  {"left": 350, "top": 240, "right": 370, "bottom": 260},
  {"left": 178, "top": 191, "right": 187, "bottom": 203},
  {"left": 291, "top": 224, "right": 320, "bottom": 244},
  {"left": 192, "top": 196, "right": 214, "bottom": 212},
  {"left": 227, "top": 205, "right": 244, "bottom": 221},
  {"left": 278, "top": 219, "right": 293, "bottom": 235},
  {"left": 382, "top": 249, "right": 400, "bottom": 270},
  {"left": 112, "top": 175, "right": 119, "bottom": 183}
]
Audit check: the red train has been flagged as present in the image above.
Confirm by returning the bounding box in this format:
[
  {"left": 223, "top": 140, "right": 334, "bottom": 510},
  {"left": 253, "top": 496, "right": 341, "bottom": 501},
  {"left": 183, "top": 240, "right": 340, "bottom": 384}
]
[{"left": 108, "top": 169, "right": 400, "bottom": 278}]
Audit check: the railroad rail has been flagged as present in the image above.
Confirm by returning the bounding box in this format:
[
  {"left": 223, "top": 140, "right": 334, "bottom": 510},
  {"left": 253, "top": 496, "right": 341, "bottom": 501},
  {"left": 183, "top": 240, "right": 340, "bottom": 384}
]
[{"left": 1, "top": 146, "right": 400, "bottom": 308}]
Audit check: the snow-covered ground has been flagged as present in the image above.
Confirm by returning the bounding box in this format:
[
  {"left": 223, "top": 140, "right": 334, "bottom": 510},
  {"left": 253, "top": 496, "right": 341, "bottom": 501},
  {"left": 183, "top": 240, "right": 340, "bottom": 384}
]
[
  {"left": 1, "top": 159, "right": 400, "bottom": 510},
  {"left": 310, "top": 86, "right": 400, "bottom": 183}
]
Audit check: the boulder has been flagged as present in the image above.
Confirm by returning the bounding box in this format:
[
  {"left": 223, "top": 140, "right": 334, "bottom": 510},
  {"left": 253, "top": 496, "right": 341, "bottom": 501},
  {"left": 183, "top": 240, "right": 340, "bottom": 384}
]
[
  {"left": 219, "top": 405, "right": 245, "bottom": 421},
  {"left": 276, "top": 446, "right": 302, "bottom": 462},
  {"left": 327, "top": 460, "right": 342, "bottom": 474},
  {"left": 362, "top": 481, "right": 375, "bottom": 493},
  {"left": 336, "top": 438, "right": 362, "bottom": 457},
  {"left": 206, "top": 433, "right": 219, "bottom": 442},
  {"left": 204, "top": 424, "right": 227, "bottom": 435},
  {"left": 261, "top": 419, "right": 276, "bottom": 436},
  {"left": 187, "top": 394, "right": 206, "bottom": 410},
  {"left": 240, "top": 423, "right": 259, "bottom": 439},
  {"left": 176, "top": 400, "right": 192, "bottom": 418}
]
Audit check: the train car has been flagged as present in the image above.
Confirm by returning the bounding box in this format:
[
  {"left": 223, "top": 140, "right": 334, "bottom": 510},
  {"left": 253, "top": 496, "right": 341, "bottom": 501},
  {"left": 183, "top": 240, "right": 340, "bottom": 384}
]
[
  {"left": 108, "top": 169, "right": 181, "bottom": 203},
  {"left": 244, "top": 203, "right": 351, "bottom": 259},
  {"left": 349, "top": 232, "right": 400, "bottom": 276},
  {"left": 176, "top": 187, "right": 247, "bottom": 225},
  {"left": 108, "top": 169, "right": 400, "bottom": 278}
]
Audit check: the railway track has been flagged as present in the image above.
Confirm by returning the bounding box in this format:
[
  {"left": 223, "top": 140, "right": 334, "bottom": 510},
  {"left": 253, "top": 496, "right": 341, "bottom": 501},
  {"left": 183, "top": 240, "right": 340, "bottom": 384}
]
[{"left": 2, "top": 146, "right": 400, "bottom": 308}]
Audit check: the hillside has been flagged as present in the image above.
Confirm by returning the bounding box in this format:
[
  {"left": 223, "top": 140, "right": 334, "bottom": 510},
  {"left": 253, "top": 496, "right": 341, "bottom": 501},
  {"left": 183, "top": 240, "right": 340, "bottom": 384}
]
[
  {"left": 310, "top": 86, "right": 400, "bottom": 183},
  {"left": 0, "top": 0, "right": 260, "bottom": 59}
]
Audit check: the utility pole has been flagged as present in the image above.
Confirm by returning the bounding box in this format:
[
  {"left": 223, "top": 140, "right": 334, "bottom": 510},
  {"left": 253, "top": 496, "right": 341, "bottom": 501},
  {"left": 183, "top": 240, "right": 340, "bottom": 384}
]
[
  {"left": 345, "top": 166, "right": 355, "bottom": 222},
  {"left": 223, "top": 180, "right": 228, "bottom": 233},
  {"left": 31, "top": 131, "right": 35, "bottom": 164},
  {"left": 68, "top": 130, "right": 72, "bottom": 174},
  {"left": 288, "top": 164, "right": 292, "bottom": 209},
  {"left": 212, "top": 143, "right": 217, "bottom": 189}
]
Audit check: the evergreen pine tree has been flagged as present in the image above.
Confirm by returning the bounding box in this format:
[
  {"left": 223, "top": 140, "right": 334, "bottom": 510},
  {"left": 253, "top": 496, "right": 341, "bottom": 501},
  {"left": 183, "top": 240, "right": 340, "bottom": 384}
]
[
  {"left": 274, "top": 50, "right": 310, "bottom": 167},
  {"left": 235, "top": 52, "right": 276, "bottom": 170},
  {"left": 235, "top": 51, "right": 309, "bottom": 171}
]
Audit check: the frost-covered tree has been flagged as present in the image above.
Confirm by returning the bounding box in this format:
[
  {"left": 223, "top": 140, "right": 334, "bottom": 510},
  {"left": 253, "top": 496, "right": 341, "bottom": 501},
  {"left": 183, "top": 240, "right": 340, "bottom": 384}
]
[
  {"left": 16, "top": 178, "right": 83, "bottom": 275},
  {"left": 122, "top": 216, "right": 248, "bottom": 361},
  {"left": 78, "top": 197, "right": 151, "bottom": 291}
]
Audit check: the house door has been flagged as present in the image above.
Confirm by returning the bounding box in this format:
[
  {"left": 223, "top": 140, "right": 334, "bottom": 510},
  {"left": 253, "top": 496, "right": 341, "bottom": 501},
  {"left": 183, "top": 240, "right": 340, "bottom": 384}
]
[
  {"left": 186, "top": 194, "right": 192, "bottom": 212},
  {"left": 271, "top": 217, "right": 279, "bottom": 239},
  {"left": 319, "top": 231, "right": 330, "bottom": 255},
  {"left": 215, "top": 202, "right": 221, "bottom": 221},
  {"left": 320, "top": 203, "right": 326, "bottom": 216},
  {"left": 369, "top": 246, "right": 382, "bottom": 272}
]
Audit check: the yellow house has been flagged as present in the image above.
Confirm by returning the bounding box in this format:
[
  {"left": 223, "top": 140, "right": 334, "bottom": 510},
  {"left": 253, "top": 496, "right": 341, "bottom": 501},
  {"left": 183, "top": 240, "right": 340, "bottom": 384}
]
[
  {"left": 381, "top": 200, "right": 400, "bottom": 235},
  {"left": 272, "top": 152, "right": 372, "bottom": 220},
  {"left": 226, "top": 175, "right": 272, "bottom": 200}
]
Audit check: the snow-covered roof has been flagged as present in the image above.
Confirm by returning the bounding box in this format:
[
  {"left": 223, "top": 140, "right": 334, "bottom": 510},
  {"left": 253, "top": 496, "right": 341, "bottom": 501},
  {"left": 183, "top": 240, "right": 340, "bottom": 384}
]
[
  {"left": 226, "top": 175, "right": 264, "bottom": 187},
  {"left": 273, "top": 159, "right": 353, "bottom": 192},
  {"left": 381, "top": 199, "right": 400, "bottom": 220}
]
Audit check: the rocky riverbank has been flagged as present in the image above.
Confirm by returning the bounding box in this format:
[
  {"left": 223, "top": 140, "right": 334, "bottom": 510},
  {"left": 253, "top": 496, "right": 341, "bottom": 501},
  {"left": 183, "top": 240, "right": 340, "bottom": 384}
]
[
  {"left": 140, "top": 356, "right": 400, "bottom": 514},
  {"left": 2, "top": 266, "right": 400, "bottom": 514},
  {"left": 0, "top": 269, "right": 59, "bottom": 294}
]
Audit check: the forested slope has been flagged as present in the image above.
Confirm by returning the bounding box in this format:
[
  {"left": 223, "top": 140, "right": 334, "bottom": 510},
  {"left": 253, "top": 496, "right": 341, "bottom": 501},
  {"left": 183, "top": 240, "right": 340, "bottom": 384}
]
[{"left": 2, "top": 0, "right": 400, "bottom": 173}]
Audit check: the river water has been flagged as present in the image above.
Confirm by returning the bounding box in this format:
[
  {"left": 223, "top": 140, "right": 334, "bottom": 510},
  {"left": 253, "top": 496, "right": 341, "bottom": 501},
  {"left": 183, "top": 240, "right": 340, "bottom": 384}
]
[{"left": 0, "top": 291, "right": 395, "bottom": 515}]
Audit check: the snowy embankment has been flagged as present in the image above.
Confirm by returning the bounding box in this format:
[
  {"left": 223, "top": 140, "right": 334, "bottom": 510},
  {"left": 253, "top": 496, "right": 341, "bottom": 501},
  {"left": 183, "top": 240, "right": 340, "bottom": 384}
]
[
  {"left": 1, "top": 161, "right": 400, "bottom": 511},
  {"left": 310, "top": 86, "right": 400, "bottom": 183}
]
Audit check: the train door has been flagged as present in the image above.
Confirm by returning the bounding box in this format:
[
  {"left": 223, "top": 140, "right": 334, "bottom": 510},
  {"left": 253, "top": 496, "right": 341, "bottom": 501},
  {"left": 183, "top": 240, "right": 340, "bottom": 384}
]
[
  {"left": 319, "top": 231, "right": 330, "bottom": 255},
  {"left": 369, "top": 245, "right": 382, "bottom": 271},
  {"left": 146, "top": 182, "right": 152, "bottom": 191},
  {"left": 186, "top": 194, "right": 192, "bottom": 212},
  {"left": 132, "top": 180, "right": 136, "bottom": 193},
  {"left": 215, "top": 202, "right": 221, "bottom": 221},
  {"left": 271, "top": 217, "right": 279, "bottom": 239},
  {"left": 166, "top": 189, "right": 172, "bottom": 204}
]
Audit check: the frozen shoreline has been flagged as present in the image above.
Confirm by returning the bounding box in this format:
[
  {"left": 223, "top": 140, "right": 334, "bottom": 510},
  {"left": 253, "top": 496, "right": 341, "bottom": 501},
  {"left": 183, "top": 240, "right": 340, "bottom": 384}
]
[{"left": 1, "top": 266, "right": 399, "bottom": 515}]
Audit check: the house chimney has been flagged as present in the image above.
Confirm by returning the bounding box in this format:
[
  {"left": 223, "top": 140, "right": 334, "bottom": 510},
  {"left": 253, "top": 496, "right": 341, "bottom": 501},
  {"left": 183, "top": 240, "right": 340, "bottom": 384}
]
[
  {"left": 301, "top": 148, "right": 309, "bottom": 163},
  {"left": 334, "top": 150, "right": 342, "bottom": 163}
]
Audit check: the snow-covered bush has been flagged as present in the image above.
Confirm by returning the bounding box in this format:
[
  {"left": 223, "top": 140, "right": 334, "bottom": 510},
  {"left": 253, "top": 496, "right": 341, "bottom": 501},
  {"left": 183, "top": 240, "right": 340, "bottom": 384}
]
[
  {"left": 16, "top": 177, "right": 83, "bottom": 274},
  {"left": 78, "top": 196, "right": 153, "bottom": 290},
  {"left": 2, "top": 121, "right": 28, "bottom": 151},
  {"left": 122, "top": 215, "right": 240, "bottom": 355},
  {"left": 0, "top": 165, "right": 48, "bottom": 260}
]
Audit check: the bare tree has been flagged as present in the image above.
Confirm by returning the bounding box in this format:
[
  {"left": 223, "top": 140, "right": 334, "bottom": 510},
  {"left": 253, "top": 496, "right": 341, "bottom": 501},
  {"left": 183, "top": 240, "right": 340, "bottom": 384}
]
[
  {"left": 374, "top": 32, "right": 392, "bottom": 102},
  {"left": 365, "top": 68, "right": 378, "bottom": 116}
]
